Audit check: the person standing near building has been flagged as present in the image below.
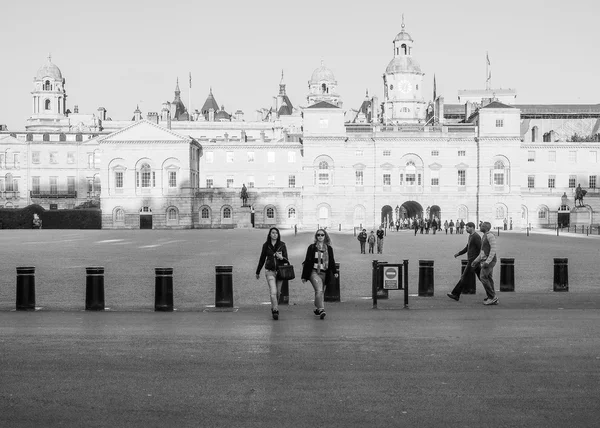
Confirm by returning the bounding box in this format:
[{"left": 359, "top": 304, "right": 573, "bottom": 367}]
[
  {"left": 255, "top": 227, "right": 288, "bottom": 320},
  {"left": 449, "top": 219, "right": 455, "bottom": 234},
  {"left": 447, "top": 222, "right": 482, "bottom": 301},
  {"left": 431, "top": 218, "right": 438, "bottom": 235},
  {"left": 367, "top": 230, "right": 376, "bottom": 253},
  {"left": 357, "top": 228, "right": 367, "bottom": 254},
  {"left": 301, "top": 229, "right": 338, "bottom": 319},
  {"left": 376, "top": 227, "right": 385, "bottom": 254},
  {"left": 472, "top": 221, "right": 498, "bottom": 305},
  {"left": 459, "top": 219, "right": 465, "bottom": 234},
  {"left": 444, "top": 220, "right": 449, "bottom": 234}
]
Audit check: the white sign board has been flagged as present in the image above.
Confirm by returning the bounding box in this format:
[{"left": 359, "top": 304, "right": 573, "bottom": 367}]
[{"left": 383, "top": 265, "right": 400, "bottom": 290}]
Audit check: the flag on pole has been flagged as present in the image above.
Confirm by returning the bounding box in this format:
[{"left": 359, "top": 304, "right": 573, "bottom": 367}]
[
  {"left": 433, "top": 74, "right": 437, "bottom": 101},
  {"left": 486, "top": 52, "right": 490, "bottom": 66},
  {"left": 189, "top": 72, "right": 192, "bottom": 89}
]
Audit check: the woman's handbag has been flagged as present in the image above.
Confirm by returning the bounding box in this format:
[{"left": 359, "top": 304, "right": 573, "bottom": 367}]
[{"left": 276, "top": 257, "right": 296, "bottom": 280}]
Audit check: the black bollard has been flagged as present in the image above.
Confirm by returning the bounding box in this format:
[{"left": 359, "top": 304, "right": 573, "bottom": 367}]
[
  {"left": 278, "top": 279, "right": 289, "bottom": 305},
  {"left": 418, "top": 260, "right": 434, "bottom": 297},
  {"left": 16, "top": 267, "right": 36, "bottom": 311},
  {"left": 372, "top": 260, "right": 388, "bottom": 300},
  {"left": 553, "top": 258, "right": 568, "bottom": 292},
  {"left": 325, "top": 263, "right": 341, "bottom": 302},
  {"left": 154, "top": 267, "right": 174, "bottom": 311},
  {"left": 215, "top": 265, "right": 234, "bottom": 307},
  {"left": 500, "top": 258, "right": 515, "bottom": 292},
  {"left": 460, "top": 260, "right": 476, "bottom": 294},
  {"left": 85, "top": 267, "right": 105, "bottom": 311}
]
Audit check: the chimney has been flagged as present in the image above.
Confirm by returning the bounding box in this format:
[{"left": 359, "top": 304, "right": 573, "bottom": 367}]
[
  {"left": 74, "top": 105, "right": 79, "bottom": 114},
  {"left": 464, "top": 100, "right": 473, "bottom": 122},
  {"left": 371, "top": 96, "right": 378, "bottom": 123},
  {"left": 208, "top": 108, "right": 215, "bottom": 122},
  {"left": 147, "top": 112, "right": 159, "bottom": 124},
  {"left": 435, "top": 96, "right": 445, "bottom": 125}
]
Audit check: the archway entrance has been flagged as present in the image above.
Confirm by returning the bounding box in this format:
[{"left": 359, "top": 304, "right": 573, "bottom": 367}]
[
  {"left": 428, "top": 205, "right": 441, "bottom": 222},
  {"left": 381, "top": 205, "right": 393, "bottom": 227},
  {"left": 140, "top": 207, "right": 153, "bottom": 229},
  {"left": 400, "top": 201, "right": 423, "bottom": 220}
]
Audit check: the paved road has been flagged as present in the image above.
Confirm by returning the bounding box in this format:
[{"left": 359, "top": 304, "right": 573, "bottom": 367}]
[{"left": 2, "top": 293, "right": 599, "bottom": 428}]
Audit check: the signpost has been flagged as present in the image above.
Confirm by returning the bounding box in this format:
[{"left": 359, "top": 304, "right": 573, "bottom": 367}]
[{"left": 372, "top": 260, "right": 409, "bottom": 309}]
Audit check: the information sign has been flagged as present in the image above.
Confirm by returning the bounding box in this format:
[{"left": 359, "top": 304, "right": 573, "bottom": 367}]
[{"left": 382, "top": 265, "right": 400, "bottom": 289}]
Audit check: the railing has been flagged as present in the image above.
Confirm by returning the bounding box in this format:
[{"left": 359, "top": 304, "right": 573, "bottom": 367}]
[
  {"left": 30, "top": 191, "right": 78, "bottom": 198},
  {"left": 1, "top": 191, "right": 20, "bottom": 199}
]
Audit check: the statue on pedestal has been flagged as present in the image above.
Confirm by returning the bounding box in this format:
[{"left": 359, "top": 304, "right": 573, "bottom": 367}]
[
  {"left": 240, "top": 184, "right": 249, "bottom": 207},
  {"left": 575, "top": 184, "right": 587, "bottom": 207}
]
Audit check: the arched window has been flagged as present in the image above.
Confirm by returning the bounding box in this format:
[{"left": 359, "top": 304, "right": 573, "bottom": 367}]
[
  {"left": 44, "top": 80, "right": 51, "bottom": 91},
  {"left": 201, "top": 207, "right": 210, "bottom": 219},
  {"left": 5, "top": 173, "right": 14, "bottom": 191},
  {"left": 405, "top": 161, "right": 416, "bottom": 186},
  {"left": 318, "top": 161, "right": 330, "bottom": 185},
  {"left": 139, "top": 163, "right": 151, "bottom": 188},
  {"left": 167, "top": 207, "right": 178, "bottom": 221},
  {"left": 401, "top": 44, "right": 407, "bottom": 55},
  {"left": 43, "top": 133, "right": 50, "bottom": 141},
  {"left": 44, "top": 99, "right": 51, "bottom": 110},
  {"left": 321, "top": 83, "right": 327, "bottom": 93},
  {"left": 288, "top": 208, "right": 296, "bottom": 219},
  {"left": 538, "top": 207, "right": 547, "bottom": 219},
  {"left": 223, "top": 207, "right": 231, "bottom": 219},
  {"left": 115, "top": 209, "right": 125, "bottom": 222},
  {"left": 493, "top": 160, "right": 505, "bottom": 185},
  {"left": 496, "top": 206, "right": 505, "bottom": 219},
  {"left": 266, "top": 207, "right": 275, "bottom": 219}
]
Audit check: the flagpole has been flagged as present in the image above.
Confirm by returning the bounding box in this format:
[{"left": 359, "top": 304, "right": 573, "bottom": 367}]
[
  {"left": 485, "top": 51, "right": 489, "bottom": 90},
  {"left": 189, "top": 72, "right": 192, "bottom": 121}
]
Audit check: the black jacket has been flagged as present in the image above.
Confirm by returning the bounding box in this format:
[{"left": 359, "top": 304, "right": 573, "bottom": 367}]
[
  {"left": 256, "top": 241, "right": 288, "bottom": 275},
  {"left": 456, "top": 232, "right": 482, "bottom": 261},
  {"left": 300, "top": 244, "right": 336, "bottom": 285}
]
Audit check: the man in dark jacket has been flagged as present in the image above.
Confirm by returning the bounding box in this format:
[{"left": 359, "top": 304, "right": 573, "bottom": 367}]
[
  {"left": 447, "top": 222, "right": 482, "bottom": 301},
  {"left": 357, "top": 229, "right": 367, "bottom": 254}
]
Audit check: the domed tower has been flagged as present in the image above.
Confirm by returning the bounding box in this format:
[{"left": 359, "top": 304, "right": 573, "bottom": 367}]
[
  {"left": 307, "top": 61, "right": 341, "bottom": 107},
  {"left": 382, "top": 17, "right": 426, "bottom": 124},
  {"left": 27, "top": 55, "right": 69, "bottom": 130}
]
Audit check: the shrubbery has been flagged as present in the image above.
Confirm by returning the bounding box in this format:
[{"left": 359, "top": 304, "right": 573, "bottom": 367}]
[{"left": 0, "top": 204, "right": 101, "bottom": 229}]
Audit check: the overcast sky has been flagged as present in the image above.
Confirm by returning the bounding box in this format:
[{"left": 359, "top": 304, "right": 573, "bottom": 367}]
[{"left": 1, "top": 0, "right": 598, "bottom": 130}]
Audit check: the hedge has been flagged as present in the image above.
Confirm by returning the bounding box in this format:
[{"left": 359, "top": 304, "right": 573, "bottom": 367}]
[{"left": 0, "top": 204, "right": 101, "bottom": 229}]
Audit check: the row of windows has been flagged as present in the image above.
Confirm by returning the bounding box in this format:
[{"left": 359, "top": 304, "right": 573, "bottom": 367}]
[
  {"left": 0, "top": 153, "right": 20, "bottom": 168},
  {"left": 528, "top": 150, "right": 598, "bottom": 163},
  {"left": 199, "top": 206, "right": 297, "bottom": 220},
  {"left": 527, "top": 175, "right": 597, "bottom": 189},
  {"left": 205, "top": 175, "right": 296, "bottom": 189},
  {"left": 205, "top": 151, "right": 297, "bottom": 164},
  {"left": 354, "top": 150, "right": 466, "bottom": 157}
]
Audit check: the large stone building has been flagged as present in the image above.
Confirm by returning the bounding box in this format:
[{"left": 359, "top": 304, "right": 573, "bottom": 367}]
[{"left": 1, "top": 24, "right": 599, "bottom": 230}]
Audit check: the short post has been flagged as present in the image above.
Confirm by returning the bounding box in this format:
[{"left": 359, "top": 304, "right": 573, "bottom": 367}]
[
  {"left": 278, "top": 279, "right": 289, "bottom": 305},
  {"left": 403, "top": 259, "right": 409, "bottom": 309},
  {"left": 324, "top": 262, "right": 340, "bottom": 302},
  {"left": 339, "top": 223, "right": 341, "bottom": 231},
  {"left": 497, "top": 227, "right": 500, "bottom": 236},
  {"left": 461, "top": 260, "right": 476, "bottom": 294},
  {"left": 215, "top": 265, "right": 234, "bottom": 307},
  {"left": 85, "top": 267, "right": 105, "bottom": 311},
  {"left": 553, "top": 258, "right": 568, "bottom": 292},
  {"left": 16, "top": 267, "right": 36, "bottom": 311},
  {"left": 418, "top": 260, "right": 434, "bottom": 297},
  {"left": 154, "top": 267, "right": 174, "bottom": 311},
  {"left": 587, "top": 226, "right": 589, "bottom": 236},
  {"left": 500, "top": 258, "right": 515, "bottom": 292},
  {"left": 372, "top": 260, "right": 378, "bottom": 309}
]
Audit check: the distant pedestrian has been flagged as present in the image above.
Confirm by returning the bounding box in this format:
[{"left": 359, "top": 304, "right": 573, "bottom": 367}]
[
  {"left": 425, "top": 218, "right": 431, "bottom": 234},
  {"left": 473, "top": 221, "right": 498, "bottom": 305},
  {"left": 367, "top": 231, "right": 376, "bottom": 253},
  {"left": 301, "top": 229, "right": 338, "bottom": 319},
  {"left": 431, "top": 218, "right": 438, "bottom": 235},
  {"left": 419, "top": 219, "right": 424, "bottom": 234},
  {"left": 357, "top": 228, "right": 367, "bottom": 254},
  {"left": 396, "top": 220, "right": 400, "bottom": 232},
  {"left": 503, "top": 218, "right": 508, "bottom": 231},
  {"left": 294, "top": 224, "right": 297, "bottom": 236},
  {"left": 444, "top": 220, "right": 449, "bottom": 234},
  {"left": 413, "top": 219, "right": 419, "bottom": 236},
  {"left": 255, "top": 227, "right": 288, "bottom": 320},
  {"left": 376, "top": 227, "right": 385, "bottom": 254},
  {"left": 459, "top": 220, "right": 465, "bottom": 234},
  {"left": 447, "top": 222, "right": 482, "bottom": 302},
  {"left": 449, "top": 219, "right": 455, "bottom": 234}
]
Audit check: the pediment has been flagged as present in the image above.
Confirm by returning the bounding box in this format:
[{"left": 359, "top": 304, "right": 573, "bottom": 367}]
[
  {"left": 455, "top": 162, "right": 469, "bottom": 168},
  {"left": 428, "top": 162, "right": 443, "bottom": 170},
  {"left": 100, "top": 120, "right": 190, "bottom": 143},
  {"left": 380, "top": 162, "right": 394, "bottom": 169},
  {"left": 0, "top": 135, "right": 26, "bottom": 145}
]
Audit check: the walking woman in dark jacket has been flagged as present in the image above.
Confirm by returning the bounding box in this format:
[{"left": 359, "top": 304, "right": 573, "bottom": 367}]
[
  {"left": 256, "top": 227, "right": 288, "bottom": 320},
  {"left": 301, "top": 229, "right": 338, "bottom": 319}
]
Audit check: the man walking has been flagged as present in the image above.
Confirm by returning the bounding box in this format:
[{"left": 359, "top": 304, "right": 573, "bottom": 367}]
[
  {"left": 472, "top": 221, "right": 498, "bottom": 305},
  {"left": 376, "top": 227, "right": 385, "bottom": 254},
  {"left": 447, "top": 222, "right": 482, "bottom": 301},
  {"left": 357, "top": 228, "right": 367, "bottom": 254}
]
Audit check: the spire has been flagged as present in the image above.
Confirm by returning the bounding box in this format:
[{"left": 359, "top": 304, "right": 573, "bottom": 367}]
[
  {"left": 401, "top": 13, "right": 405, "bottom": 30},
  {"left": 365, "top": 88, "right": 369, "bottom": 99},
  {"left": 175, "top": 78, "right": 181, "bottom": 95},
  {"left": 279, "top": 69, "right": 286, "bottom": 96},
  {"left": 433, "top": 74, "right": 437, "bottom": 101},
  {"left": 48, "top": 53, "right": 52, "bottom": 62}
]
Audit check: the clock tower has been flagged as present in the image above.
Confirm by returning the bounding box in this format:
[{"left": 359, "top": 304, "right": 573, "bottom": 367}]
[{"left": 382, "top": 17, "right": 426, "bottom": 124}]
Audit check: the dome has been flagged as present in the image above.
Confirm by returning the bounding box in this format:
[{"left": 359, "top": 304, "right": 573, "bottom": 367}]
[
  {"left": 310, "top": 62, "right": 336, "bottom": 83},
  {"left": 393, "top": 30, "right": 413, "bottom": 43},
  {"left": 386, "top": 56, "right": 422, "bottom": 74},
  {"left": 36, "top": 59, "right": 63, "bottom": 81}
]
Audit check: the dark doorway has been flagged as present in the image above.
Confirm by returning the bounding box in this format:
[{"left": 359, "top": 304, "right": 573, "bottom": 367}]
[
  {"left": 429, "top": 205, "right": 441, "bottom": 222},
  {"left": 558, "top": 212, "right": 570, "bottom": 228},
  {"left": 381, "top": 205, "right": 393, "bottom": 227},
  {"left": 400, "top": 201, "right": 424, "bottom": 219},
  {"left": 140, "top": 215, "right": 153, "bottom": 229}
]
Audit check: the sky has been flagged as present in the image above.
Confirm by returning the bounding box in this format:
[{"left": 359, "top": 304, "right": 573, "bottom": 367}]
[{"left": 1, "top": 0, "right": 599, "bottom": 131}]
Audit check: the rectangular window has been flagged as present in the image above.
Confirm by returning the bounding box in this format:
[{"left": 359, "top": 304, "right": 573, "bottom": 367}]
[
  {"left": 589, "top": 176, "right": 597, "bottom": 189},
  {"left": 548, "top": 151, "right": 556, "bottom": 162},
  {"left": 431, "top": 150, "right": 439, "bottom": 156},
  {"left": 268, "top": 175, "right": 275, "bottom": 186},
  {"left": 355, "top": 170, "right": 363, "bottom": 186},
  {"left": 528, "top": 175, "right": 535, "bottom": 188},
  {"left": 528, "top": 151, "right": 535, "bottom": 162},
  {"left": 152, "top": 172, "right": 155, "bottom": 187},
  {"left": 32, "top": 152, "right": 40, "bottom": 164},
  {"left": 205, "top": 151, "right": 214, "bottom": 163},
  {"left": 288, "top": 175, "right": 296, "bottom": 188},
  {"left": 169, "top": 171, "right": 177, "bottom": 188},
  {"left": 67, "top": 152, "right": 75, "bottom": 164},
  {"left": 406, "top": 174, "right": 415, "bottom": 186},
  {"left": 206, "top": 177, "right": 213, "bottom": 188},
  {"left": 247, "top": 175, "right": 255, "bottom": 188},
  {"left": 383, "top": 173, "right": 391, "bottom": 186},
  {"left": 67, "top": 176, "right": 75, "bottom": 193},
  {"left": 288, "top": 152, "right": 296, "bottom": 163},
  {"left": 247, "top": 151, "right": 255, "bottom": 162},
  {"left": 383, "top": 150, "right": 391, "bottom": 157},
  {"left": 355, "top": 150, "right": 363, "bottom": 156},
  {"left": 458, "top": 170, "right": 466, "bottom": 186},
  {"left": 495, "top": 119, "right": 504, "bottom": 127},
  {"left": 399, "top": 174, "right": 403, "bottom": 185},
  {"left": 569, "top": 175, "right": 576, "bottom": 188},
  {"left": 430, "top": 170, "right": 439, "bottom": 186},
  {"left": 494, "top": 173, "right": 504, "bottom": 186},
  {"left": 548, "top": 176, "right": 556, "bottom": 188},
  {"left": 226, "top": 176, "right": 234, "bottom": 188},
  {"left": 569, "top": 151, "right": 577, "bottom": 163},
  {"left": 319, "top": 118, "right": 328, "bottom": 128},
  {"left": 141, "top": 171, "right": 151, "bottom": 187},
  {"left": 50, "top": 177, "right": 58, "bottom": 194},
  {"left": 49, "top": 152, "right": 58, "bottom": 164},
  {"left": 226, "top": 151, "right": 234, "bottom": 163},
  {"left": 32, "top": 176, "right": 40, "bottom": 193},
  {"left": 589, "top": 151, "right": 598, "bottom": 163},
  {"left": 115, "top": 172, "right": 123, "bottom": 188},
  {"left": 267, "top": 152, "right": 275, "bottom": 163},
  {"left": 458, "top": 150, "right": 466, "bottom": 157}
]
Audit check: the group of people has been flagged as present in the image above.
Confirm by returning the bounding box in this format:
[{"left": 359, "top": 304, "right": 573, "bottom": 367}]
[
  {"left": 256, "top": 228, "right": 338, "bottom": 320},
  {"left": 357, "top": 228, "right": 385, "bottom": 254}
]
